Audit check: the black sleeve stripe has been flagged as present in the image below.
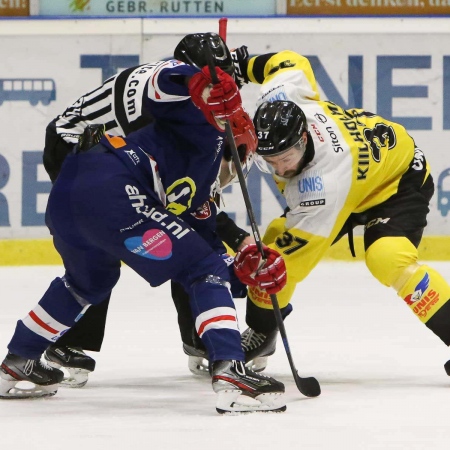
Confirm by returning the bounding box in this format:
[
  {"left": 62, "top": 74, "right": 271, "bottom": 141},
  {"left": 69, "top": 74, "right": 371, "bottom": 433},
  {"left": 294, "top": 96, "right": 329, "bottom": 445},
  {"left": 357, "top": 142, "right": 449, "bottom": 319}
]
[
  {"left": 82, "top": 88, "right": 113, "bottom": 108},
  {"left": 252, "top": 53, "right": 277, "bottom": 84},
  {"left": 82, "top": 76, "right": 115, "bottom": 99},
  {"left": 58, "top": 122, "right": 78, "bottom": 130},
  {"left": 104, "top": 119, "right": 118, "bottom": 131},
  {"left": 81, "top": 104, "right": 112, "bottom": 122}
]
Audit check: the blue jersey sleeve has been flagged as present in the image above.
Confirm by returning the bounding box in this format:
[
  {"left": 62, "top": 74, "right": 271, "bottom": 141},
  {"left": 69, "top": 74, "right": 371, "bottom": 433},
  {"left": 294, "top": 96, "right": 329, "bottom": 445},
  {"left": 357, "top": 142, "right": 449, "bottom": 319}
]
[{"left": 142, "top": 61, "right": 200, "bottom": 122}]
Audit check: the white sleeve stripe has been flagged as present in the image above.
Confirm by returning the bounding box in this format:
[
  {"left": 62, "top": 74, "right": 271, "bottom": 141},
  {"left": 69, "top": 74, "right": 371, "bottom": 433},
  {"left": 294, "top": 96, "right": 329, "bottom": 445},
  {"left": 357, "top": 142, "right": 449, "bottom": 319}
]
[
  {"left": 195, "top": 307, "right": 237, "bottom": 328},
  {"left": 21, "top": 305, "right": 70, "bottom": 342},
  {"left": 195, "top": 307, "right": 238, "bottom": 337}
]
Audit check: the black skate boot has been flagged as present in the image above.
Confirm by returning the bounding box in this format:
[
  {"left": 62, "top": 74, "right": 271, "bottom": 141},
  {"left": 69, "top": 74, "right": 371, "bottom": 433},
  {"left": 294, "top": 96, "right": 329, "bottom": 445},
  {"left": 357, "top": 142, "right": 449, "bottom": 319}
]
[
  {"left": 242, "top": 327, "right": 278, "bottom": 372},
  {"left": 44, "top": 345, "right": 95, "bottom": 388},
  {"left": 211, "top": 360, "right": 286, "bottom": 414},
  {"left": 444, "top": 359, "right": 450, "bottom": 376},
  {"left": 0, "top": 352, "right": 64, "bottom": 399}
]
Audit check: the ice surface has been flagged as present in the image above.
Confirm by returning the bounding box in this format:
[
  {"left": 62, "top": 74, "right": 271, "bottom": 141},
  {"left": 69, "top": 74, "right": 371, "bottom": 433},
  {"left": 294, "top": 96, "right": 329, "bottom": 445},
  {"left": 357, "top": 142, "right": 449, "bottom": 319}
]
[{"left": 1, "top": 262, "right": 450, "bottom": 450}]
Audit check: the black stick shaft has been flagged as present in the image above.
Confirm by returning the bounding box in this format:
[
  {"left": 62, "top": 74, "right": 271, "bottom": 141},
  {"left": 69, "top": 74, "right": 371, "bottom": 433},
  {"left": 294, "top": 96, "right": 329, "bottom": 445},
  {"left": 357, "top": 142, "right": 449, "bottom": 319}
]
[{"left": 203, "top": 43, "right": 320, "bottom": 398}]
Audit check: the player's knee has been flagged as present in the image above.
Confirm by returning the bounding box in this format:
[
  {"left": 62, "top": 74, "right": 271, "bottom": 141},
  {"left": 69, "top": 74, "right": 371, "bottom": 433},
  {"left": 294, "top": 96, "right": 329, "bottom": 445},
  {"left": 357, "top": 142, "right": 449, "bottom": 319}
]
[
  {"left": 365, "top": 237, "right": 418, "bottom": 288},
  {"left": 186, "top": 251, "right": 231, "bottom": 288}
]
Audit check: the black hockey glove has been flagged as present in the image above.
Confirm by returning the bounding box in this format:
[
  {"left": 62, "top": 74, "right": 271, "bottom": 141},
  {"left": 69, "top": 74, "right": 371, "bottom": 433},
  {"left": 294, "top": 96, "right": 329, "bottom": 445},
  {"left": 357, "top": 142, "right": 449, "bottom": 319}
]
[
  {"left": 77, "top": 124, "right": 105, "bottom": 153},
  {"left": 230, "top": 46, "right": 250, "bottom": 90}
]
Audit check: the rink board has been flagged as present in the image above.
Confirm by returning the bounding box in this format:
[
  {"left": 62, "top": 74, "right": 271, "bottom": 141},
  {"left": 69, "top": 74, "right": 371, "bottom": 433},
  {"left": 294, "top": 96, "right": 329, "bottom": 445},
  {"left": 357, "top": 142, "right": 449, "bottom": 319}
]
[{"left": 0, "top": 17, "right": 449, "bottom": 262}]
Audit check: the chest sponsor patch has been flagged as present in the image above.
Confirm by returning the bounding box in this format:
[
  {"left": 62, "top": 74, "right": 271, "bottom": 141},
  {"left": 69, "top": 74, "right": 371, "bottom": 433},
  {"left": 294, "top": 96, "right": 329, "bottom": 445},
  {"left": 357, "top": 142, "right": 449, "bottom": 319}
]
[
  {"left": 298, "top": 170, "right": 326, "bottom": 207},
  {"left": 124, "top": 228, "right": 173, "bottom": 260}
]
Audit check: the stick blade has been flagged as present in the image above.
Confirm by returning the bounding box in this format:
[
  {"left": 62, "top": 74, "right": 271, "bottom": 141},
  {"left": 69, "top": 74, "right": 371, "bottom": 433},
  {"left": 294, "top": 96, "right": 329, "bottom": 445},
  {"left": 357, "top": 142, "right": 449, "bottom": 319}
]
[{"left": 295, "top": 373, "right": 321, "bottom": 397}]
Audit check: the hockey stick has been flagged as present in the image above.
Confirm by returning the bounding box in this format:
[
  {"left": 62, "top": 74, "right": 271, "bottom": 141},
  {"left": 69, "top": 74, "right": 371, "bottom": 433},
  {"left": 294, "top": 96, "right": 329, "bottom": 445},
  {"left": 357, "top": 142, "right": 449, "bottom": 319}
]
[
  {"left": 218, "top": 17, "right": 228, "bottom": 41},
  {"left": 204, "top": 42, "right": 321, "bottom": 398}
]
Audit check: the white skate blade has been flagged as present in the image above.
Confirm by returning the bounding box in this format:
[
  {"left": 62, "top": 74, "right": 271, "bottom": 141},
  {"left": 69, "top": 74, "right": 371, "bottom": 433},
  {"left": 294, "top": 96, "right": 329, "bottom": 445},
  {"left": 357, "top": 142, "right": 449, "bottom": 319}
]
[
  {"left": 215, "top": 390, "right": 286, "bottom": 414},
  {"left": 188, "top": 356, "right": 210, "bottom": 377},
  {"left": 245, "top": 356, "right": 268, "bottom": 373},
  {"left": 0, "top": 375, "right": 58, "bottom": 399},
  {"left": 46, "top": 361, "right": 90, "bottom": 388}
]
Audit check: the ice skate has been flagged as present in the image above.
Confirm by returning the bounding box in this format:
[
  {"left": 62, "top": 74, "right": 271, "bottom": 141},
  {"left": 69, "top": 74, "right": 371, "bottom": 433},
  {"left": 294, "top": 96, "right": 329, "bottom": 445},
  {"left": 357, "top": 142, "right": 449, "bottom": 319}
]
[
  {"left": 44, "top": 345, "right": 95, "bottom": 388},
  {"left": 183, "top": 343, "right": 210, "bottom": 377},
  {"left": 0, "top": 352, "right": 64, "bottom": 399},
  {"left": 241, "top": 327, "right": 278, "bottom": 372},
  {"left": 211, "top": 360, "right": 286, "bottom": 414}
]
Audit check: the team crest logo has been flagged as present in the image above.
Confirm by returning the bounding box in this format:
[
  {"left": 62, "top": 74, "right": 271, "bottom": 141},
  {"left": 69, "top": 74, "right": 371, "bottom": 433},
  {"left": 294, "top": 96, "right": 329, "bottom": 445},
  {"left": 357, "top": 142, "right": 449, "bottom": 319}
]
[{"left": 191, "top": 201, "right": 212, "bottom": 220}]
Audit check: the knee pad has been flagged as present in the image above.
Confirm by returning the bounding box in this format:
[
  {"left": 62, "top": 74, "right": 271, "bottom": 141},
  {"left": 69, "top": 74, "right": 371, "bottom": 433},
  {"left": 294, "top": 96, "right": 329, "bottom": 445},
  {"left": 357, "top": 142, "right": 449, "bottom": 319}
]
[
  {"left": 365, "top": 237, "right": 418, "bottom": 287},
  {"left": 192, "top": 274, "right": 231, "bottom": 290}
]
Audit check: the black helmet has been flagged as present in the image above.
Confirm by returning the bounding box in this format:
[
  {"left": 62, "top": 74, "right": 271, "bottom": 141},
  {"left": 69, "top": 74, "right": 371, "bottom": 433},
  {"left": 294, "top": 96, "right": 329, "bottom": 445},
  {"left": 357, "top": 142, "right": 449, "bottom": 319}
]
[
  {"left": 253, "top": 100, "right": 307, "bottom": 156},
  {"left": 174, "top": 32, "right": 234, "bottom": 77}
]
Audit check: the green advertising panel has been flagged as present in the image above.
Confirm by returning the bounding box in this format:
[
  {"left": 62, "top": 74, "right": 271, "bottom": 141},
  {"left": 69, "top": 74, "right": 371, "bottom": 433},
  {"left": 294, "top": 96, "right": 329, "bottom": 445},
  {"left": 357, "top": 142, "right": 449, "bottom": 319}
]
[{"left": 39, "top": 0, "right": 275, "bottom": 16}]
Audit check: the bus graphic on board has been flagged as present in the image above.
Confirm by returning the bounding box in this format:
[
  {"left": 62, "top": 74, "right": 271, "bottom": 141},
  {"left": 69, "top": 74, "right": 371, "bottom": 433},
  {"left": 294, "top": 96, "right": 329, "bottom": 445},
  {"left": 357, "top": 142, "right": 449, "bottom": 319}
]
[
  {"left": 0, "top": 78, "right": 56, "bottom": 106},
  {"left": 437, "top": 168, "right": 450, "bottom": 217}
]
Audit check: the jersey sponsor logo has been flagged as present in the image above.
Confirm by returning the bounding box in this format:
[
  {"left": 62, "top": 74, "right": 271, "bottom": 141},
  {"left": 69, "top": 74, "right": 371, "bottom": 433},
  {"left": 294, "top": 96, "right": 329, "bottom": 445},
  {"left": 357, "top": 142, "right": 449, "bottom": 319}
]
[
  {"left": 314, "top": 113, "right": 327, "bottom": 123},
  {"left": 411, "top": 289, "right": 440, "bottom": 319},
  {"left": 325, "top": 126, "right": 344, "bottom": 152},
  {"left": 124, "top": 228, "right": 173, "bottom": 260},
  {"left": 249, "top": 286, "right": 273, "bottom": 306},
  {"left": 215, "top": 136, "right": 224, "bottom": 160},
  {"left": 260, "top": 85, "right": 288, "bottom": 103},
  {"left": 221, "top": 253, "right": 234, "bottom": 267},
  {"left": 311, "top": 123, "right": 324, "bottom": 142},
  {"left": 297, "top": 170, "right": 325, "bottom": 207},
  {"left": 124, "top": 149, "right": 140, "bottom": 165},
  {"left": 299, "top": 199, "right": 325, "bottom": 207},
  {"left": 125, "top": 62, "right": 161, "bottom": 121},
  {"left": 60, "top": 132, "right": 80, "bottom": 140},
  {"left": 404, "top": 273, "right": 430, "bottom": 305},
  {"left": 298, "top": 174, "right": 324, "bottom": 193},
  {"left": 126, "top": 184, "right": 154, "bottom": 217},
  {"left": 365, "top": 217, "right": 390, "bottom": 230},
  {"left": 119, "top": 218, "right": 144, "bottom": 233},
  {"left": 125, "top": 184, "right": 191, "bottom": 239}
]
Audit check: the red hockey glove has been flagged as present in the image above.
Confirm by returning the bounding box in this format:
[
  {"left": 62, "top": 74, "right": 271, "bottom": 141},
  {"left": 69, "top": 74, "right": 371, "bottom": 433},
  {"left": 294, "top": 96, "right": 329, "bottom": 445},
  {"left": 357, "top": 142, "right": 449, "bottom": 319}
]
[
  {"left": 233, "top": 244, "right": 287, "bottom": 295},
  {"left": 188, "top": 66, "right": 242, "bottom": 131}
]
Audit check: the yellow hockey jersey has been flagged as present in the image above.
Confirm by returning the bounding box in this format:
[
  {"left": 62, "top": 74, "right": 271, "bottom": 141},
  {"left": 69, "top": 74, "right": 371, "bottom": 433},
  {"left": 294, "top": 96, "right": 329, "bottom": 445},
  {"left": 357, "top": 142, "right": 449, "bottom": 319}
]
[{"left": 246, "top": 51, "right": 430, "bottom": 308}]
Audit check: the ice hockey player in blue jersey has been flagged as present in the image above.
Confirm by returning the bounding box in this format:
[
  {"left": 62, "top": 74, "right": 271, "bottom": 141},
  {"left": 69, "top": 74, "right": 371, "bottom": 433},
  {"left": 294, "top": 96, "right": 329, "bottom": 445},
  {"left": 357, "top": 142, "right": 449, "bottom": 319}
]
[
  {"left": 0, "top": 57, "right": 287, "bottom": 414},
  {"left": 42, "top": 33, "right": 254, "bottom": 386}
]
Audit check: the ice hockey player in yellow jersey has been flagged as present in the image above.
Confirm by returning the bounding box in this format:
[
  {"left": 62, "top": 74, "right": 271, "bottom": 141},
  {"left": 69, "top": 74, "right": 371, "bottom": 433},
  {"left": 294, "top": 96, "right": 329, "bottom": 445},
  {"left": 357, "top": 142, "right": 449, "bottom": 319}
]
[{"left": 231, "top": 50, "right": 450, "bottom": 376}]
